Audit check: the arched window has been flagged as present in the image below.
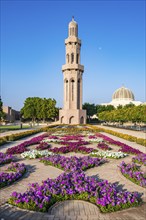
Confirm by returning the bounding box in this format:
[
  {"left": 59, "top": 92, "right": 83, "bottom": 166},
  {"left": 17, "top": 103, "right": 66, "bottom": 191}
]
[
  {"left": 72, "top": 27, "right": 74, "bottom": 35},
  {"left": 76, "top": 54, "right": 79, "bottom": 64},
  {"left": 66, "top": 80, "right": 68, "bottom": 101},
  {"left": 66, "top": 54, "right": 69, "bottom": 63},
  {"left": 61, "top": 116, "right": 64, "bottom": 124},
  {"left": 71, "top": 79, "right": 75, "bottom": 101},
  {"left": 77, "top": 79, "right": 80, "bottom": 108},
  {"left": 71, "top": 53, "right": 74, "bottom": 64}
]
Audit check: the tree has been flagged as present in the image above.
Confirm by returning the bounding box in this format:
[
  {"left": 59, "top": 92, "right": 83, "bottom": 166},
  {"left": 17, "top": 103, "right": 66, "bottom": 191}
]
[
  {"left": 83, "top": 103, "right": 97, "bottom": 121},
  {"left": 0, "top": 96, "right": 5, "bottom": 121},
  {"left": 21, "top": 97, "right": 40, "bottom": 123},
  {"left": 96, "top": 105, "right": 115, "bottom": 114},
  {"left": 21, "top": 97, "right": 59, "bottom": 122}
]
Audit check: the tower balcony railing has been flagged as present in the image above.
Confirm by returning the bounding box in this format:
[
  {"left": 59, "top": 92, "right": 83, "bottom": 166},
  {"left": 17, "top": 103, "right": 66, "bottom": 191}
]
[{"left": 62, "top": 64, "right": 84, "bottom": 72}]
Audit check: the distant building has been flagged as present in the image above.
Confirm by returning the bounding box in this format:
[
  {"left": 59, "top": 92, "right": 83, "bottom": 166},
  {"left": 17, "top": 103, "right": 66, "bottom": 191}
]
[
  {"left": 2, "top": 106, "right": 20, "bottom": 122},
  {"left": 101, "top": 86, "right": 142, "bottom": 107}
]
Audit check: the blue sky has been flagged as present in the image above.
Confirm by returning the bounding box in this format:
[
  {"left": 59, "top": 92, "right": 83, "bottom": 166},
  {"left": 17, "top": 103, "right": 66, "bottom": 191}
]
[{"left": 1, "top": 0, "right": 145, "bottom": 110}]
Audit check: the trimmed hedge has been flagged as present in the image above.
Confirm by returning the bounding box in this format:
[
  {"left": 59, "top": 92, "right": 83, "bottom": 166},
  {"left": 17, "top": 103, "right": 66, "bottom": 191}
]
[
  {"left": 0, "top": 130, "right": 41, "bottom": 146},
  {"left": 0, "top": 124, "right": 65, "bottom": 146},
  {"left": 88, "top": 125, "right": 146, "bottom": 147}
]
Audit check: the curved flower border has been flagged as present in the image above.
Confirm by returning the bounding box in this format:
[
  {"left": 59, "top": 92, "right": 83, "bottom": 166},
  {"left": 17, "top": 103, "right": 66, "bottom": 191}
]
[
  {"left": 119, "top": 161, "right": 146, "bottom": 188},
  {"left": 0, "top": 162, "right": 26, "bottom": 189}
]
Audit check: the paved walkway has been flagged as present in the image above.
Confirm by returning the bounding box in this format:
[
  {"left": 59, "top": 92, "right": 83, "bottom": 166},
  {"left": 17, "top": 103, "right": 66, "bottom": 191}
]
[
  {"left": 0, "top": 132, "right": 46, "bottom": 152},
  {"left": 96, "top": 125, "right": 146, "bottom": 139},
  {"left": 0, "top": 129, "right": 146, "bottom": 220}
]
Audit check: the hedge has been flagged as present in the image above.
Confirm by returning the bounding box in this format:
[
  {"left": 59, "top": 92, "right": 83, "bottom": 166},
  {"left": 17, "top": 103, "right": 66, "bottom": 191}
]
[{"left": 88, "top": 125, "right": 146, "bottom": 147}]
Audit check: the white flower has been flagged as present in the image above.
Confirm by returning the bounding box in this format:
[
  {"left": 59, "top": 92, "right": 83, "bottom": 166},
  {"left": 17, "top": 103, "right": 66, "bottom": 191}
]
[
  {"left": 90, "top": 151, "right": 127, "bottom": 159},
  {"left": 21, "top": 150, "right": 54, "bottom": 159}
]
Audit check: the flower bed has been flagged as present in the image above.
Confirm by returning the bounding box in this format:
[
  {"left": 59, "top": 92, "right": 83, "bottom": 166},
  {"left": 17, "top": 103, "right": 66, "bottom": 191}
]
[
  {"left": 40, "top": 155, "right": 105, "bottom": 172},
  {"left": 0, "top": 162, "right": 26, "bottom": 189},
  {"left": 21, "top": 150, "right": 54, "bottom": 159},
  {"left": 8, "top": 170, "right": 140, "bottom": 213},
  {"left": 88, "top": 135, "right": 103, "bottom": 143},
  {"left": 42, "top": 138, "right": 61, "bottom": 143},
  {"left": 6, "top": 134, "right": 48, "bottom": 155},
  {"left": 96, "top": 133, "right": 144, "bottom": 155},
  {"left": 60, "top": 140, "right": 89, "bottom": 147},
  {"left": 0, "top": 152, "right": 13, "bottom": 165},
  {"left": 36, "top": 142, "right": 50, "bottom": 151},
  {"left": 60, "top": 135, "right": 84, "bottom": 141},
  {"left": 119, "top": 161, "right": 146, "bottom": 188},
  {"left": 132, "top": 154, "right": 146, "bottom": 166},
  {"left": 90, "top": 151, "right": 127, "bottom": 159},
  {"left": 97, "top": 143, "right": 112, "bottom": 151},
  {"left": 50, "top": 145, "right": 96, "bottom": 154},
  {"left": 0, "top": 129, "right": 42, "bottom": 146}
]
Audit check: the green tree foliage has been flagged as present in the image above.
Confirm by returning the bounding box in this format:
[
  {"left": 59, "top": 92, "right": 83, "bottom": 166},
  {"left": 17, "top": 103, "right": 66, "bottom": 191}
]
[
  {"left": 21, "top": 97, "right": 58, "bottom": 122},
  {"left": 96, "top": 105, "right": 115, "bottom": 114},
  {"left": 98, "top": 104, "right": 146, "bottom": 124},
  {"left": 0, "top": 97, "right": 5, "bottom": 121},
  {"left": 83, "top": 103, "right": 97, "bottom": 121}
]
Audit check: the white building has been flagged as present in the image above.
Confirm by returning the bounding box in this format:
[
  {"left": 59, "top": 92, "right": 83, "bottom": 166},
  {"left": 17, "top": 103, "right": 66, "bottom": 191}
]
[{"left": 102, "top": 86, "right": 142, "bottom": 107}]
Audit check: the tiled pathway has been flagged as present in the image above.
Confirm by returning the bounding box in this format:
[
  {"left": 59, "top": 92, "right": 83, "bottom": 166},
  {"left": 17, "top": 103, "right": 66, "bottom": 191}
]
[{"left": 0, "top": 130, "right": 146, "bottom": 220}]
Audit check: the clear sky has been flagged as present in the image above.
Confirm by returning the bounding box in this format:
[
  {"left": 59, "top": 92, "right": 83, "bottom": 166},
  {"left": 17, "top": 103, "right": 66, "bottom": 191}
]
[{"left": 1, "top": 0, "right": 145, "bottom": 111}]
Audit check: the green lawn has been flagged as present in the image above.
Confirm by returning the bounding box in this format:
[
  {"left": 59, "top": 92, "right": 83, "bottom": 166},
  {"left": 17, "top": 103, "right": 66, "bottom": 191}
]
[{"left": 0, "top": 125, "right": 30, "bottom": 132}]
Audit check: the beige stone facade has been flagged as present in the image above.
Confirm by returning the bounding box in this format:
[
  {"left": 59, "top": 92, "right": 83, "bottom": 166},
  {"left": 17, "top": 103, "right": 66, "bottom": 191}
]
[
  {"left": 2, "top": 106, "right": 20, "bottom": 122},
  {"left": 59, "top": 17, "right": 86, "bottom": 124}
]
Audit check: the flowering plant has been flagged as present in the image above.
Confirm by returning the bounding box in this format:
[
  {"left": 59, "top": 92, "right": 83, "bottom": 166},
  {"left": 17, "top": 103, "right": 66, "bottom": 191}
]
[
  {"left": 40, "top": 155, "right": 105, "bottom": 172},
  {"left": 119, "top": 161, "right": 146, "bottom": 188},
  {"left": 88, "top": 136, "right": 103, "bottom": 143},
  {"left": 36, "top": 142, "right": 50, "bottom": 151},
  {"left": 96, "top": 133, "right": 144, "bottom": 155},
  {"left": 90, "top": 151, "right": 127, "bottom": 159},
  {"left": 21, "top": 150, "right": 54, "bottom": 159},
  {"left": 60, "top": 140, "right": 89, "bottom": 147},
  {"left": 0, "top": 162, "right": 26, "bottom": 189},
  {"left": 8, "top": 170, "right": 140, "bottom": 213},
  {"left": 42, "top": 138, "right": 61, "bottom": 143},
  {"left": 132, "top": 154, "right": 146, "bottom": 166},
  {"left": 50, "top": 145, "right": 96, "bottom": 154},
  {"left": 6, "top": 134, "right": 48, "bottom": 155},
  {"left": 60, "top": 135, "right": 84, "bottom": 141},
  {"left": 97, "top": 143, "right": 111, "bottom": 151},
  {"left": 0, "top": 152, "right": 13, "bottom": 165}
]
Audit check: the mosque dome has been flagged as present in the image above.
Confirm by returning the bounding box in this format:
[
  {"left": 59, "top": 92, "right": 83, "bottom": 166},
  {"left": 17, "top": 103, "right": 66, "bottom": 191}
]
[{"left": 112, "top": 86, "right": 135, "bottom": 101}]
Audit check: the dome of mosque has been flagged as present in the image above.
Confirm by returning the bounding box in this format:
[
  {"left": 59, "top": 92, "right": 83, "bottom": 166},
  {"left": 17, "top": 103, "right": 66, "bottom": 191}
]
[{"left": 112, "top": 86, "right": 135, "bottom": 101}]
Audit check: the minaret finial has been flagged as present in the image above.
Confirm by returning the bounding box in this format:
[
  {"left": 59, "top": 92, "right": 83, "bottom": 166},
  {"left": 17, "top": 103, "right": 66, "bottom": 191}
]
[{"left": 72, "top": 16, "right": 74, "bottom": 21}]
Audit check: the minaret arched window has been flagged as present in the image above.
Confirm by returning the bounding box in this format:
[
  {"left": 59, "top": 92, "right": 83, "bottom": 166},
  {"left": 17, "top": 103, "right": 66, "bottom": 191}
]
[
  {"left": 66, "top": 80, "right": 68, "bottom": 101},
  {"left": 71, "top": 79, "right": 75, "bottom": 101},
  {"left": 66, "top": 54, "right": 69, "bottom": 63},
  {"left": 71, "top": 53, "right": 74, "bottom": 64},
  {"left": 76, "top": 54, "right": 79, "bottom": 64},
  {"left": 77, "top": 79, "right": 80, "bottom": 109},
  {"left": 72, "top": 27, "right": 74, "bottom": 35}
]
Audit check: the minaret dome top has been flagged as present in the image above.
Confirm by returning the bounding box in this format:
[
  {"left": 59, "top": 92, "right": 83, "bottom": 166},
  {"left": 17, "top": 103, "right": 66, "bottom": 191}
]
[{"left": 68, "top": 16, "right": 78, "bottom": 37}]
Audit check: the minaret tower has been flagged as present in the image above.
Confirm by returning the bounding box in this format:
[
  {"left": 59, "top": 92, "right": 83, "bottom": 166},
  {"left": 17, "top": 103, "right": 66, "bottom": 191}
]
[{"left": 59, "top": 17, "right": 86, "bottom": 124}]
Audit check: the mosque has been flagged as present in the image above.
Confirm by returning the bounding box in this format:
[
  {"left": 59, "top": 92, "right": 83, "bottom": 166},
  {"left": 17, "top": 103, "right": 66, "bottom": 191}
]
[{"left": 101, "top": 86, "right": 142, "bottom": 107}]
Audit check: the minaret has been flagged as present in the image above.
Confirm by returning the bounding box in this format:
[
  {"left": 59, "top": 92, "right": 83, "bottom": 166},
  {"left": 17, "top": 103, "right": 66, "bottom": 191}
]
[{"left": 59, "top": 17, "right": 86, "bottom": 124}]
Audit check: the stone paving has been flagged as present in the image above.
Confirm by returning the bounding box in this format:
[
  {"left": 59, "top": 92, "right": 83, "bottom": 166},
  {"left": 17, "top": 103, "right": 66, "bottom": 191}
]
[
  {"left": 0, "top": 128, "right": 146, "bottom": 220},
  {"left": 97, "top": 125, "right": 146, "bottom": 139}
]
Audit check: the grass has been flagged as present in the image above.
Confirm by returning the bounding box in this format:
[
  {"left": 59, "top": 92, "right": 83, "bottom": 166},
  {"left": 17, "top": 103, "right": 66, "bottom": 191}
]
[{"left": 0, "top": 125, "right": 30, "bottom": 132}]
